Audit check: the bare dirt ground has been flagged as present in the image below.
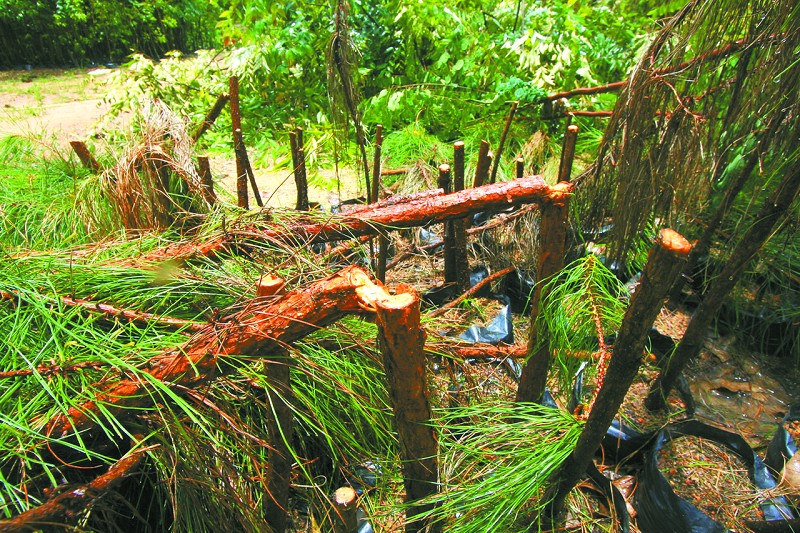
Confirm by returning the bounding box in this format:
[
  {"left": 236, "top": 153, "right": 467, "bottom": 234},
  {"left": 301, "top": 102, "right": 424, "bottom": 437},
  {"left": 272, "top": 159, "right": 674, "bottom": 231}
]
[
  {"left": 0, "top": 68, "right": 362, "bottom": 208},
  {"left": 0, "top": 68, "right": 115, "bottom": 144}
]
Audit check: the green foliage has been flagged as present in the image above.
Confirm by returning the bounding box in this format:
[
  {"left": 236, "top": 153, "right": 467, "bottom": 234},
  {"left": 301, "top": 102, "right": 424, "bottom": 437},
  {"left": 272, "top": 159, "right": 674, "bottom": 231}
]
[
  {"left": 420, "top": 402, "right": 583, "bottom": 532},
  {"left": 537, "top": 255, "right": 628, "bottom": 403},
  {"left": 0, "top": 0, "right": 221, "bottom": 67},
  {"left": 0, "top": 136, "right": 121, "bottom": 250}
]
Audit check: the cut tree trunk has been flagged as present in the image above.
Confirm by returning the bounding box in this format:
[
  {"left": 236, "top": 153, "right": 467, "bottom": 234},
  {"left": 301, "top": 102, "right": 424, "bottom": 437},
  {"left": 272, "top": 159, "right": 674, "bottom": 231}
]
[
  {"left": 557, "top": 125, "right": 579, "bottom": 183},
  {"left": 543, "top": 229, "right": 692, "bottom": 527},
  {"left": 376, "top": 287, "right": 440, "bottom": 533},
  {"left": 255, "top": 280, "right": 293, "bottom": 533},
  {"left": 332, "top": 487, "right": 358, "bottom": 533},
  {"left": 645, "top": 162, "right": 800, "bottom": 411},
  {"left": 515, "top": 187, "right": 571, "bottom": 404},
  {"left": 263, "top": 351, "right": 293, "bottom": 533}
]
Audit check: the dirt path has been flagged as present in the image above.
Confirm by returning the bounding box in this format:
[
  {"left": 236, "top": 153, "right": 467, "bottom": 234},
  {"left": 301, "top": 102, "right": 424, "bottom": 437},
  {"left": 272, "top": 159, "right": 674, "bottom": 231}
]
[
  {"left": 0, "top": 68, "right": 114, "bottom": 144},
  {"left": 0, "top": 99, "right": 111, "bottom": 144},
  {"left": 0, "top": 68, "right": 363, "bottom": 207}
]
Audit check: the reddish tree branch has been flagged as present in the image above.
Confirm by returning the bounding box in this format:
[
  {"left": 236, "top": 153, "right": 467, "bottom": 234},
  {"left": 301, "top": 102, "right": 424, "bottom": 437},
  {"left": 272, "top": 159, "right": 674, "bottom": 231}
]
[
  {"left": 0, "top": 289, "right": 204, "bottom": 332},
  {"left": 0, "top": 446, "right": 147, "bottom": 532},
  {"left": 131, "top": 177, "right": 569, "bottom": 266},
  {"left": 545, "top": 35, "right": 770, "bottom": 102},
  {"left": 45, "top": 266, "right": 390, "bottom": 438}
]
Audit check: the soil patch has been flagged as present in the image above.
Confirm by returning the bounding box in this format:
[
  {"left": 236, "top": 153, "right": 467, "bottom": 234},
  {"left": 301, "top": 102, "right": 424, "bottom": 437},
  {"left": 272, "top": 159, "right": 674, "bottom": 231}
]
[{"left": 0, "top": 67, "right": 117, "bottom": 145}]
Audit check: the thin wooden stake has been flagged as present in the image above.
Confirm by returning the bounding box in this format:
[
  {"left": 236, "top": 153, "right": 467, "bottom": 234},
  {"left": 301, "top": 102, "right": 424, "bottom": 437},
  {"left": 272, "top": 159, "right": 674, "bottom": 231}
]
[
  {"left": 289, "top": 128, "right": 309, "bottom": 211},
  {"left": 192, "top": 92, "right": 229, "bottom": 142},
  {"left": 452, "top": 141, "right": 469, "bottom": 291},
  {"left": 196, "top": 155, "right": 216, "bottom": 207},
  {"left": 229, "top": 76, "right": 262, "bottom": 208},
  {"left": 515, "top": 156, "right": 525, "bottom": 179},
  {"left": 333, "top": 487, "right": 358, "bottom": 533},
  {"left": 69, "top": 140, "right": 101, "bottom": 172},
  {"left": 234, "top": 128, "right": 249, "bottom": 209},
  {"left": 296, "top": 127, "right": 308, "bottom": 210},
  {"left": 438, "top": 164, "right": 458, "bottom": 286},
  {"left": 543, "top": 230, "right": 691, "bottom": 527},
  {"left": 376, "top": 288, "right": 439, "bottom": 533},
  {"left": 473, "top": 140, "right": 491, "bottom": 188},
  {"left": 489, "top": 100, "right": 518, "bottom": 184},
  {"left": 374, "top": 126, "right": 390, "bottom": 282},
  {"left": 229, "top": 76, "right": 242, "bottom": 132},
  {"left": 371, "top": 124, "right": 384, "bottom": 204},
  {"left": 558, "top": 124, "right": 579, "bottom": 183}
]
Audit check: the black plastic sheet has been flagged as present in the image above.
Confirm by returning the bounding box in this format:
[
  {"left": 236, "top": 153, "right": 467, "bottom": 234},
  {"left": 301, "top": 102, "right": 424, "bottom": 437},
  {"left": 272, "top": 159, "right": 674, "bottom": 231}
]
[
  {"left": 458, "top": 297, "right": 514, "bottom": 346},
  {"left": 633, "top": 420, "right": 795, "bottom": 532},
  {"left": 503, "top": 269, "right": 536, "bottom": 315},
  {"left": 766, "top": 404, "right": 799, "bottom": 477}
]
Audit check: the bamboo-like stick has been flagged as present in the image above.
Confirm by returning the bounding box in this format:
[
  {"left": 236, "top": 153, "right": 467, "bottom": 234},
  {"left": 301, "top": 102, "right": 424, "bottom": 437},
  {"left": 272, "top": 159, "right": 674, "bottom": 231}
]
[
  {"left": 375, "top": 287, "right": 439, "bottom": 533},
  {"left": 191, "top": 92, "right": 229, "bottom": 142},
  {"left": 69, "top": 140, "right": 101, "bottom": 172},
  {"left": 489, "top": 100, "right": 518, "bottom": 184}
]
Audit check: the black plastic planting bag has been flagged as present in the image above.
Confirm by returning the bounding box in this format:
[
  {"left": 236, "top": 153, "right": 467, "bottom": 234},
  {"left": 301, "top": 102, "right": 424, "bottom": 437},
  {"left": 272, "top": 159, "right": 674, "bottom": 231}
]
[
  {"left": 585, "top": 460, "right": 631, "bottom": 533},
  {"left": 766, "top": 403, "right": 799, "bottom": 476},
  {"left": 634, "top": 420, "right": 794, "bottom": 533}
]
